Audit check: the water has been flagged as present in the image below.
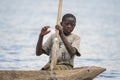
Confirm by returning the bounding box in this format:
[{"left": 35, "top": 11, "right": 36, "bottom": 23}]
[{"left": 0, "top": 0, "right": 120, "bottom": 80}]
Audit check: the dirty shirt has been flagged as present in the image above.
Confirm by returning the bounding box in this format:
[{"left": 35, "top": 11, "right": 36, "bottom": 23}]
[{"left": 42, "top": 33, "right": 80, "bottom": 67}]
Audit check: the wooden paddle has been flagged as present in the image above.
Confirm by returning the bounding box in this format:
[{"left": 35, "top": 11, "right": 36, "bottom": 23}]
[{"left": 50, "top": 0, "right": 63, "bottom": 71}]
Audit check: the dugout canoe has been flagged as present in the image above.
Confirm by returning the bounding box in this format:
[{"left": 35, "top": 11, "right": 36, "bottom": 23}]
[{"left": 0, "top": 66, "right": 106, "bottom": 80}]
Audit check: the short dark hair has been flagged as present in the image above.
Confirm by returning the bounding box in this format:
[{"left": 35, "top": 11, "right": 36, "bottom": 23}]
[{"left": 62, "top": 13, "right": 76, "bottom": 22}]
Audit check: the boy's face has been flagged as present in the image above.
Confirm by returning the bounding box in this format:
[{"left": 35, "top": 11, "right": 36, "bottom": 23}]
[{"left": 61, "top": 17, "right": 76, "bottom": 35}]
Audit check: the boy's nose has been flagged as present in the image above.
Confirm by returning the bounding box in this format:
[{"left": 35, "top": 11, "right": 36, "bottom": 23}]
[{"left": 67, "top": 24, "right": 71, "bottom": 28}]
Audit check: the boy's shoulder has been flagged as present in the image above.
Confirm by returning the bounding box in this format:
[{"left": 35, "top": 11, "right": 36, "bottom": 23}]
[
  {"left": 49, "top": 33, "right": 80, "bottom": 39},
  {"left": 70, "top": 33, "right": 80, "bottom": 38}
]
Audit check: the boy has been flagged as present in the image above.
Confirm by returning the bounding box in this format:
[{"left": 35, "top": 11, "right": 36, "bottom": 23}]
[{"left": 36, "top": 13, "right": 81, "bottom": 70}]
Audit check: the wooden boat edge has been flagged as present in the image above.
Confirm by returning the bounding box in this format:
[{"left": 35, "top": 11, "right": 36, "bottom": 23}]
[{"left": 0, "top": 66, "right": 106, "bottom": 80}]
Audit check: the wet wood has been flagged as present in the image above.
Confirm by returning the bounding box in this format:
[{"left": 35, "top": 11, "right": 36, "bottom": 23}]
[{"left": 0, "top": 66, "right": 106, "bottom": 80}]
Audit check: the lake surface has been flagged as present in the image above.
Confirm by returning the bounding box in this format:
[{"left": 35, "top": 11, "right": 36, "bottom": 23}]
[{"left": 0, "top": 0, "right": 120, "bottom": 80}]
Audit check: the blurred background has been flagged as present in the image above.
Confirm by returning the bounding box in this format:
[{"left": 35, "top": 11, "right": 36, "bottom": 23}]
[{"left": 0, "top": 0, "right": 120, "bottom": 80}]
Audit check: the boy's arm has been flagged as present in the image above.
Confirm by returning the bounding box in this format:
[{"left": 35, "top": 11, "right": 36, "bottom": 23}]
[
  {"left": 55, "top": 25, "right": 80, "bottom": 56},
  {"left": 59, "top": 32, "right": 77, "bottom": 56},
  {"left": 36, "top": 35, "right": 44, "bottom": 56},
  {"left": 36, "top": 26, "right": 50, "bottom": 56}
]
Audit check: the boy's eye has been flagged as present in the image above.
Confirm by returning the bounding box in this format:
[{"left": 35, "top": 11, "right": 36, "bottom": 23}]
[{"left": 64, "top": 22, "right": 75, "bottom": 26}]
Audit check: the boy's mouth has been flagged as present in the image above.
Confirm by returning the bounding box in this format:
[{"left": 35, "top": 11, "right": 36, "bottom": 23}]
[
  {"left": 63, "top": 30, "right": 71, "bottom": 35},
  {"left": 67, "top": 29, "right": 72, "bottom": 32}
]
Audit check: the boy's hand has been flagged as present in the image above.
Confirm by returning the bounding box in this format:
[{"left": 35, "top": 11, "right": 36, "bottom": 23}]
[
  {"left": 40, "top": 26, "right": 51, "bottom": 36},
  {"left": 55, "top": 25, "right": 63, "bottom": 34}
]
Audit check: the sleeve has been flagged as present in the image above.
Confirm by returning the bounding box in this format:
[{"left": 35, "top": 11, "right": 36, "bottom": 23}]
[
  {"left": 72, "top": 35, "right": 81, "bottom": 56},
  {"left": 42, "top": 34, "right": 53, "bottom": 55}
]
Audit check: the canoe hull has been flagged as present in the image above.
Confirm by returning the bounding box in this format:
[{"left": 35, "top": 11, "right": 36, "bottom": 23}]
[{"left": 0, "top": 66, "right": 106, "bottom": 80}]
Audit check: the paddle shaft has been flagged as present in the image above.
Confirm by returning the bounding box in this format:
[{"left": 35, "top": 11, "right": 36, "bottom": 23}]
[
  {"left": 55, "top": 0, "right": 63, "bottom": 38},
  {"left": 50, "top": 0, "right": 63, "bottom": 71}
]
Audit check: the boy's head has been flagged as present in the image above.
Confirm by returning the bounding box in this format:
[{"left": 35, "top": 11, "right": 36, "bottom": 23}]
[
  {"left": 62, "top": 13, "right": 76, "bottom": 23},
  {"left": 61, "top": 13, "right": 76, "bottom": 35}
]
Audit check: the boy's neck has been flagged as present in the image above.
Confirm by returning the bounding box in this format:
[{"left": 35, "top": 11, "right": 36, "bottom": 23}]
[{"left": 63, "top": 32, "right": 71, "bottom": 36}]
